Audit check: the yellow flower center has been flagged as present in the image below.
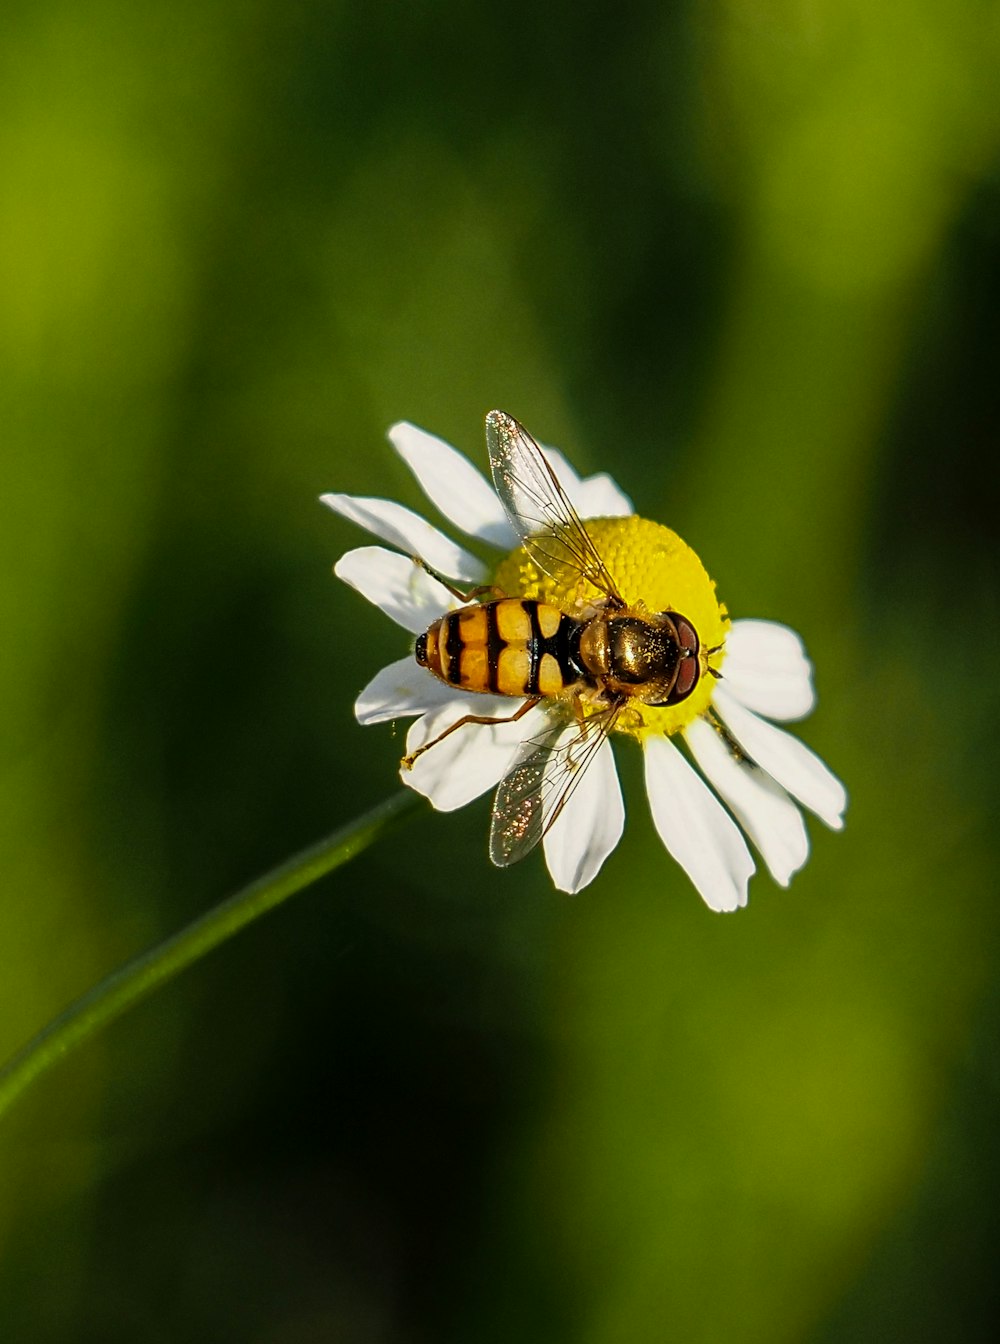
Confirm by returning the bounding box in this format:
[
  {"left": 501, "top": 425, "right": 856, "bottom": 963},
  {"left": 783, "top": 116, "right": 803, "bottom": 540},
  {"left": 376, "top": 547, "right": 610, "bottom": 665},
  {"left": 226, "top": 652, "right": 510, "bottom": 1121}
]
[{"left": 492, "top": 515, "right": 729, "bottom": 739}]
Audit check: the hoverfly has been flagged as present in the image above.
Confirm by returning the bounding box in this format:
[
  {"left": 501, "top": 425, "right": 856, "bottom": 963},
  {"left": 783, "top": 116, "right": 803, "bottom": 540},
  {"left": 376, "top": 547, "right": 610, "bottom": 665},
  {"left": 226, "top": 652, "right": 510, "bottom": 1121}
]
[{"left": 405, "top": 410, "right": 710, "bottom": 869}]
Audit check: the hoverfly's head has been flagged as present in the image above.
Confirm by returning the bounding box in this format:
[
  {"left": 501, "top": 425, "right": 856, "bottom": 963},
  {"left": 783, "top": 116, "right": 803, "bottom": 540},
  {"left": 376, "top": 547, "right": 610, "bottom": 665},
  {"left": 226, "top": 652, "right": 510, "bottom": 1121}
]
[{"left": 644, "top": 609, "right": 701, "bottom": 707}]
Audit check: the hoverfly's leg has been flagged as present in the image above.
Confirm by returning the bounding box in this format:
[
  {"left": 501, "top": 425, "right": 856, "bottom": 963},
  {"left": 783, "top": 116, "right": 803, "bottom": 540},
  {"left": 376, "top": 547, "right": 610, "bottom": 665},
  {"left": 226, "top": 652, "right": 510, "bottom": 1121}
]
[
  {"left": 402, "top": 696, "right": 542, "bottom": 770},
  {"left": 704, "top": 708, "right": 754, "bottom": 766},
  {"left": 409, "top": 556, "right": 504, "bottom": 604},
  {"left": 570, "top": 682, "right": 605, "bottom": 729}
]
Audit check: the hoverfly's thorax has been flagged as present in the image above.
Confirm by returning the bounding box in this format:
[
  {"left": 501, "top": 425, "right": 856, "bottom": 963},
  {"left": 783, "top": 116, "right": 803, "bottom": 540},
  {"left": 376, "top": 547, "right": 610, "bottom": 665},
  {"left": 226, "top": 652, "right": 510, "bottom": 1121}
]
[
  {"left": 577, "top": 620, "right": 611, "bottom": 680},
  {"left": 608, "top": 616, "right": 675, "bottom": 684}
]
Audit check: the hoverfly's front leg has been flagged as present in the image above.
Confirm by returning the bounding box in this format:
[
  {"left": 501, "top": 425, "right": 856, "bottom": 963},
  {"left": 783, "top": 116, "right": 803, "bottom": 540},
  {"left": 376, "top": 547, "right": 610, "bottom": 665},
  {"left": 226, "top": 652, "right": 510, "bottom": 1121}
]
[
  {"left": 402, "top": 696, "right": 542, "bottom": 770},
  {"left": 410, "top": 556, "right": 504, "bottom": 604}
]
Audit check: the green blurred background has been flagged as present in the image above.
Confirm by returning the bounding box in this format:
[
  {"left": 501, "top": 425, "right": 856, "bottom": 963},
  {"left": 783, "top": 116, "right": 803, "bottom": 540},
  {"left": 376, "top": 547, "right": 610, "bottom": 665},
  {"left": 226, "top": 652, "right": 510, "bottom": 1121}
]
[{"left": 2, "top": 1, "right": 999, "bottom": 1339}]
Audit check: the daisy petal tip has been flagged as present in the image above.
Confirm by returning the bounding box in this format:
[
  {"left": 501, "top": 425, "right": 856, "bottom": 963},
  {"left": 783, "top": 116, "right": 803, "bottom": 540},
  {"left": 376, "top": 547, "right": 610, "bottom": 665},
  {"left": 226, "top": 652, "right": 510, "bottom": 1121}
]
[
  {"left": 331, "top": 548, "right": 358, "bottom": 581},
  {"left": 398, "top": 755, "right": 448, "bottom": 810},
  {"left": 775, "top": 834, "right": 810, "bottom": 886},
  {"left": 769, "top": 857, "right": 799, "bottom": 889},
  {"left": 706, "top": 845, "right": 754, "bottom": 911},
  {"left": 331, "top": 545, "right": 378, "bottom": 588},
  {"left": 703, "top": 878, "right": 750, "bottom": 914},
  {"left": 552, "top": 875, "right": 582, "bottom": 896},
  {"left": 548, "top": 857, "right": 606, "bottom": 897},
  {"left": 816, "top": 776, "right": 848, "bottom": 830},
  {"left": 385, "top": 420, "right": 428, "bottom": 454}
]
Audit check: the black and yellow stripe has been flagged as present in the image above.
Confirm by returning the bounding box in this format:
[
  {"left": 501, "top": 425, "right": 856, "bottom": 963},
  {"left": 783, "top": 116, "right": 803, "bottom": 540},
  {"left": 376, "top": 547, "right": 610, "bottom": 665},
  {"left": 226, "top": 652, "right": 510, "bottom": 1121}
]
[{"left": 416, "top": 598, "right": 581, "bottom": 699}]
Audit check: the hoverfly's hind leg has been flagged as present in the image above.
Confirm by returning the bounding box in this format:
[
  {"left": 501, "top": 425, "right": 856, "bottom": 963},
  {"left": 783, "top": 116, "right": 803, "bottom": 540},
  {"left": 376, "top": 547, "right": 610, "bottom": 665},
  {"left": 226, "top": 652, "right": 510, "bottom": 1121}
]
[
  {"left": 402, "top": 696, "right": 542, "bottom": 770},
  {"left": 409, "top": 556, "right": 504, "bottom": 604},
  {"left": 704, "top": 708, "right": 754, "bottom": 766}
]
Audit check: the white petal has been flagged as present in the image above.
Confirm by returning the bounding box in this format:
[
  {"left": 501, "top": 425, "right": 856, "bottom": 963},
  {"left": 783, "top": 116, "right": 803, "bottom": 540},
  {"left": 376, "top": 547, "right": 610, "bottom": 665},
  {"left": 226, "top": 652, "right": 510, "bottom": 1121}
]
[
  {"left": 321, "top": 492, "right": 487, "bottom": 583},
  {"left": 402, "top": 698, "right": 548, "bottom": 812},
  {"left": 387, "top": 422, "right": 518, "bottom": 549},
  {"left": 572, "top": 472, "right": 634, "bottom": 518},
  {"left": 542, "top": 728, "right": 625, "bottom": 893},
  {"left": 334, "top": 546, "right": 454, "bottom": 633},
  {"left": 713, "top": 686, "right": 847, "bottom": 830},
  {"left": 722, "top": 619, "right": 816, "bottom": 721},
  {"left": 684, "top": 717, "right": 809, "bottom": 887},
  {"left": 539, "top": 445, "right": 583, "bottom": 497},
  {"left": 643, "top": 735, "right": 755, "bottom": 912},
  {"left": 354, "top": 657, "right": 458, "bottom": 725},
  {"left": 540, "top": 445, "right": 633, "bottom": 519}
]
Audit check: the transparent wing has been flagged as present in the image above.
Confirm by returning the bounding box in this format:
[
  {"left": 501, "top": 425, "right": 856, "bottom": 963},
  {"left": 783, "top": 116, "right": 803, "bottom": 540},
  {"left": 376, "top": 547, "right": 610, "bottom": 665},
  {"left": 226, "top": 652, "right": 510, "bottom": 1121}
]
[
  {"left": 489, "top": 703, "right": 622, "bottom": 868},
  {"left": 485, "top": 410, "right": 625, "bottom": 606}
]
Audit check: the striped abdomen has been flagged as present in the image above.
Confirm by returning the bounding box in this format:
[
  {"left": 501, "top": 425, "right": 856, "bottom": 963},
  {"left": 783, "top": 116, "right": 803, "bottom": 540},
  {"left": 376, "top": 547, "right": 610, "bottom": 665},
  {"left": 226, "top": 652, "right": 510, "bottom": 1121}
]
[{"left": 415, "top": 599, "right": 583, "bottom": 698}]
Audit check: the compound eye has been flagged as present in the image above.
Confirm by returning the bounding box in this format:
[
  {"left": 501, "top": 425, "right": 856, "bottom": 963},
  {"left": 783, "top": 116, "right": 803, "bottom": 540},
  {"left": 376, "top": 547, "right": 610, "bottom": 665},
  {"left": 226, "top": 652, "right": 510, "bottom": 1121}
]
[
  {"left": 673, "top": 614, "right": 700, "bottom": 657},
  {"left": 645, "top": 611, "right": 701, "bottom": 705},
  {"left": 670, "top": 652, "right": 699, "bottom": 702}
]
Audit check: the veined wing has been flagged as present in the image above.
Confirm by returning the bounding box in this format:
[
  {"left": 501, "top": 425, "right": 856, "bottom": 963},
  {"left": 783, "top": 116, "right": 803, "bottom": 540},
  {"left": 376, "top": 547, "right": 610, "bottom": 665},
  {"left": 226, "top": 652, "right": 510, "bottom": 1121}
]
[
  {"left": 485, "top": 410, "right": 624, "bottom": 606},
  {"left": 489, "top": 703, "right": 622, "bottom": 868}
]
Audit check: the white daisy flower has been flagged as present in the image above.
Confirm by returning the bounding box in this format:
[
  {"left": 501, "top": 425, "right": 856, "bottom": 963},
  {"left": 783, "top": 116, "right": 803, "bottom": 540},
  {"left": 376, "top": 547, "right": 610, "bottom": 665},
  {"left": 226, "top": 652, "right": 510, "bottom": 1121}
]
[{"left": 322, "top": 413, "right": 846, "bottom": 911}]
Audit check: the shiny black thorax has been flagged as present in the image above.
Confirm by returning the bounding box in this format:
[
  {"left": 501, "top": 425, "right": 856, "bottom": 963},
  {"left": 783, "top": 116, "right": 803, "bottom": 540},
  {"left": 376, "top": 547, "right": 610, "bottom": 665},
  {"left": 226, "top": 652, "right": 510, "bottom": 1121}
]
[
  {"left": 571, "top": 606, "right": 701, "bottom": 707},
  {"left": 607, "top": 616, "right": 679, "bottom": 684}
]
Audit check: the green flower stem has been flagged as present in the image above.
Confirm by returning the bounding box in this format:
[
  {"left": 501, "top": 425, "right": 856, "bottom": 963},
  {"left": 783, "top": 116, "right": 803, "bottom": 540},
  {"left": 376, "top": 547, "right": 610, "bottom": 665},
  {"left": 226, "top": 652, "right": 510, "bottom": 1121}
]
[{"left": 0, "top": 789, "right": 421, "bottom": 1124}]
